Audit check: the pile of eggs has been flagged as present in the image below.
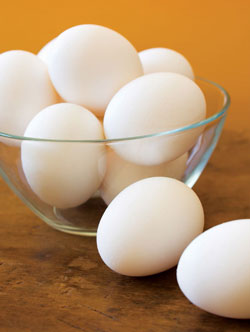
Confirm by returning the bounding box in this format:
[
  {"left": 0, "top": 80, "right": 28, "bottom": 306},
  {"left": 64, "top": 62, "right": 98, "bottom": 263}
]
[{"left": 0, "top": 24, "right": 249, "bottom": 319}]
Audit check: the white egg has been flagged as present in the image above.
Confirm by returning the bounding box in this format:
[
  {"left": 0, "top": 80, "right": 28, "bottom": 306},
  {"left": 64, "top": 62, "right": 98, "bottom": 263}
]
[
  {"left": 37, "top": 38, "right": 56, "bottom": 66},
  {"left": 21, "top": 103, "right": 106, "bottom": 209},
  {"left": 0, "top": 50, "right": 59, "bottom": 137},
  {"left": 97, "top": 177, "right": 204, "bottom": 276},
  {"left": 177, "top": 219, "right": 250, "bottom": 319},
  {"left": 104, "top": 72, "right": 206, "bottom": 165},
  {"left": 100, "top": 149, "right": 188, "bottom": 204},
  {"left": 139, "top": 48, "right": 194, "bottom": 79},
  {"left": 48, "top": 24, "right": 143, "bottom": 116}
]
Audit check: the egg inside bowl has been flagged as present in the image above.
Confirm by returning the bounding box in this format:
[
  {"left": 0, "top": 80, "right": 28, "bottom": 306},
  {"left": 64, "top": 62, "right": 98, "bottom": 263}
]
[{"left": 0, "top": 77, "right": 230, "bottom": 236}]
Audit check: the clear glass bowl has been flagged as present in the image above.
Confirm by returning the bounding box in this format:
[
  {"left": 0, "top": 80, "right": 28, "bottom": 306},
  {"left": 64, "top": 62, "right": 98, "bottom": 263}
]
[{"left": 0, "top": 77, "right": 230, "bottom": 236}]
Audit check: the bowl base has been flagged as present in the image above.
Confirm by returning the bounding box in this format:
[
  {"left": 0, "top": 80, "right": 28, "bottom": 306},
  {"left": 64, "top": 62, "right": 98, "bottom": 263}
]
[{"left": 48, "top": 197, "right": 107, "bottom": 236}]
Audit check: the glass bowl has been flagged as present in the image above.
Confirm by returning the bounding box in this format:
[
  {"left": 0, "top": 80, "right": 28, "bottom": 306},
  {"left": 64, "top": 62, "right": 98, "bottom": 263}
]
[{"left": 0, "top": 77, "right": 230, "bottom": 236}]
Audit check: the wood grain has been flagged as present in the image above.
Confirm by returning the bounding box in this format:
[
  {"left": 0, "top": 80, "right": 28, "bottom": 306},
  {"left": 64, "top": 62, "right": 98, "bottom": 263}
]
[{"left": 0, "top": 129, "right": 250, "bottom": 332}]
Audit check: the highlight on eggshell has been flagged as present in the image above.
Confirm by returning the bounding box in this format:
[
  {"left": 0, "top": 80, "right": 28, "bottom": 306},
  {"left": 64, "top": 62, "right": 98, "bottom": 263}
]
[
  {"left": 100, "top": 149, "right": 188, "bottom": 205},
  {"left": 104, "top": 72, "right": 206, "bottom": 166},
  {"left": 97, "top": 177, "right": 204, "bottom": 277},
  {"left": 48, "top": 24, "right": 143, "bottom": 116},
  {"left": 177, "top": 219, "right": 250, "bottom": 319},
  {"left": 139, "top": 47, "right": 194, "bottom": 80},
  {"left": 21, "top": 103, "right": 106, "bottom": 209},
  {"left": 0, "top": 50, "right": 59, "bottom": 138}
]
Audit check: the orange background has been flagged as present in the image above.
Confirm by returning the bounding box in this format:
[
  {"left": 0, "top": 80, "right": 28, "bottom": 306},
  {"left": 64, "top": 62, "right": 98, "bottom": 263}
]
[{"left": 0, "top": 0, "right": 249, "bottom": 130}]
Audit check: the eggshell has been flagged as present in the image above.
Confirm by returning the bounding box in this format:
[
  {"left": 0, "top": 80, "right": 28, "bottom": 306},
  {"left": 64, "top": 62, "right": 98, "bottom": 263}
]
[
  {"left": 0, "top": 50, "right": 59, "bottom": 137},
  {"left": 100, "top": 149, "right": 188, "bottom": 204},
  {"left": 97, "top": 177, "right": 204, "bottom": 276},
  {"left": 177, "top": 219, "right": 250, "bottom": 319},
  {"left": 48, "top": 24, "right": 143, "bottom": 116},
  {"left": 37, "top": 38, "right": 56, "bottom": 66},
  {"left": 104, "top": 72, "right": 206, "bottom": 165},
  {"left": 139, "top": 48, "right": 194, "bottom": 79},
  {"left": 21, "top": 103, "right": 106, "bottom": 209}
]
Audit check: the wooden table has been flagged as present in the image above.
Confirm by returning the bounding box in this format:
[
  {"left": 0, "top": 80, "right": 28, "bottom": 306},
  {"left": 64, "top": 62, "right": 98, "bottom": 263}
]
[{"left": 0, "top": 128, "right": 250, "bottom": 332}]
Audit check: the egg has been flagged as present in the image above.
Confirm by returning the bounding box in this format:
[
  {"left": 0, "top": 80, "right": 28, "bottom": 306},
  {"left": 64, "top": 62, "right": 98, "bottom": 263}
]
[
  {"left": 21, "top": 103, "right": 106, "bottom": 209},
  {"left": 139, "top": 47, "right": 194, "bottom": 79},
  {"left": 177, "top": 219, "right": 250, "bottom": 319},
  {"left": 104, "top": 72, "right": 206, "bottom": 165},
  {"left": 0, "top": 50, "right": 59, "bottom": 137},
  {"left": 97, "top": 177, "right": 204, "bottom": 276},
  {"left": 100, "top": 149, "right": 188, "bottom": 204},
  {"left": 37, "top": 39, "right": 64, "bottom": 103},
  {"left": 48, "top": 24, "right": 143, "bottom": 116},
  {"left": 37, "top": 38, "right": 56, "bottom": 66}
]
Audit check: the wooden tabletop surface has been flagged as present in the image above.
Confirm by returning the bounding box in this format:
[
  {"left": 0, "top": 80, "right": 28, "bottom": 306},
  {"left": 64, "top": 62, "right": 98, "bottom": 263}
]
[{"left": 0, "top": 128, "right": 249, "bottom": 332}]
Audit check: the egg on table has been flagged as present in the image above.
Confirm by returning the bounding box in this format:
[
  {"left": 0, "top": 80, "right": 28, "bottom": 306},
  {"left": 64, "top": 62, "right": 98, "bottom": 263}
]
[
  {"left": 104, "top": 72, "right": 206, "bottom": 165},
  {"left": 139, "top": 47, "right": 194, "bottom": 80},
  {"left": 48, "top": 24, "right": 143, "bottom": 117},
  {"left": 100, "top": 149, "right": 188, "bottom": 204},
  {"left": 97, "top": 177, "right": 204, "bottom": 276},
  {"left": 21, "top": 103, "right": 106, "bottom": 209},
  {"left": 0, "top": 50, "right": 59, "bottom": 137},
  {"left": 177, "top": 219, "right": 250, "bottom": 319}
]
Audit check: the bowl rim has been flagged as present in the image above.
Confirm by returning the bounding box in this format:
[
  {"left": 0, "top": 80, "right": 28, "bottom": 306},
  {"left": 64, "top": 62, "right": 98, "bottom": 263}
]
[{"left": 0, "top": 77, "right": 230, "bottom": 143}]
